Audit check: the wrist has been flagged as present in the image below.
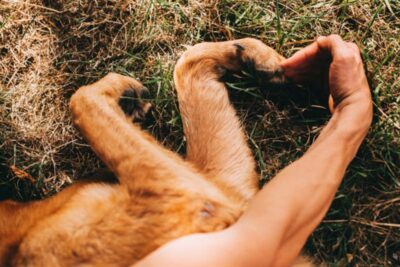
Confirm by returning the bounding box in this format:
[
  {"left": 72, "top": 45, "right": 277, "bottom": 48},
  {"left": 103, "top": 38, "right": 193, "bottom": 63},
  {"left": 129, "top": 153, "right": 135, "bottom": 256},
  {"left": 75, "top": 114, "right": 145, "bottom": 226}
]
[
  {"left": 332, "top": 88, "right": 372, "bottom": 127},
  {"left": 311, "top": 106, "right": 370, "bottom": 164},
  {"left": 329, "top": 101, "right": 372, "bottom": 146}
]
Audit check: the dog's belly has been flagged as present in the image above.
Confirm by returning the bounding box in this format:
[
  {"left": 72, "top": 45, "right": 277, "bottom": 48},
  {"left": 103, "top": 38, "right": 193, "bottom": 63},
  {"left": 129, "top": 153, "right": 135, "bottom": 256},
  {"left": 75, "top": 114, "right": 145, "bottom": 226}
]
[{"left": 13, "top": 182, "right": 243, "bottom": 267}]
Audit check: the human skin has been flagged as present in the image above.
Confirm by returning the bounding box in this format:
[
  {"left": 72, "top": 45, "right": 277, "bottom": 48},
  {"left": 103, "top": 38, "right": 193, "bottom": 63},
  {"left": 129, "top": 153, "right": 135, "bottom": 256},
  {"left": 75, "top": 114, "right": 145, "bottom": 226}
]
[{"left": 134, "top": 35, "right": 373, "bottom": 267}]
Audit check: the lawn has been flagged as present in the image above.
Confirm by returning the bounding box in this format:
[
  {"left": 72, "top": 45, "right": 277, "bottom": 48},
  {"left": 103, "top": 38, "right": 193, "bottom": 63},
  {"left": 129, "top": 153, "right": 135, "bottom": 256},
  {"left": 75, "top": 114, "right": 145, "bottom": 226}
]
[{"left": 1, "top": 0, "right": 399, "bottom": 265}]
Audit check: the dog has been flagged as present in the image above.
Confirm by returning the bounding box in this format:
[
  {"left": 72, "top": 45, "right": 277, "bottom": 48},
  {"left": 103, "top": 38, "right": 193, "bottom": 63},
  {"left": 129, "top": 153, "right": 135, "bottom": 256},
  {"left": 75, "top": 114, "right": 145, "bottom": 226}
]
[{"left": 0, "top": 38, "right": 314, "bottom": 266}]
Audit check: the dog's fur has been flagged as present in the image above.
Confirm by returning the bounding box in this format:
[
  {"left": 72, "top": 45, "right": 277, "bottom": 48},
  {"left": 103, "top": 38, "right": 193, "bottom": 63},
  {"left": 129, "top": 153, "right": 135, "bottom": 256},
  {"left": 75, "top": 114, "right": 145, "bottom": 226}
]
[{"left": 0, "top": 38, "right": 314, "bottom": 267}]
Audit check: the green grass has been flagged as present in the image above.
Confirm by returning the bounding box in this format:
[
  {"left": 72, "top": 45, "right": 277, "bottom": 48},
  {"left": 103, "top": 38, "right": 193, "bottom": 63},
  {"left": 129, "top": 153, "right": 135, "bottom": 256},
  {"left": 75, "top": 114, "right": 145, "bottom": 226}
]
[{"left": 0, "top": 0, "right": 399, "bottom": 265}]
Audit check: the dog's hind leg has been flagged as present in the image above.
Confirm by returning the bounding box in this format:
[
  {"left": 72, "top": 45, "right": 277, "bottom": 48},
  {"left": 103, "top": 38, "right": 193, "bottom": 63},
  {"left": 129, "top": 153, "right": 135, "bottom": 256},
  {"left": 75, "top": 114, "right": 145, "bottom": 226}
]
[{"left": 174, "top": 38, "right": 285, "bottom": 202}]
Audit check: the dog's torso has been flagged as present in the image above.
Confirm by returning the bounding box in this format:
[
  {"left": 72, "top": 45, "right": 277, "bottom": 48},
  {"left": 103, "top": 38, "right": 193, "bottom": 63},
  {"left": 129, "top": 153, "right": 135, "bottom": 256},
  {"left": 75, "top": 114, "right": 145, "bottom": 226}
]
[{"left": 9, "top": 178, "right": 242, "bottom": 267}]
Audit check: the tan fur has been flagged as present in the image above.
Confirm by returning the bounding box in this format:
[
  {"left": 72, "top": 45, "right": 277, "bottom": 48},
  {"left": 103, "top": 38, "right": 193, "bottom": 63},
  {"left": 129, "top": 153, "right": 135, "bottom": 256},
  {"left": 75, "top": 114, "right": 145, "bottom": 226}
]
[{"left": 0, "top": 38, "right": 313, "bottom": 266}]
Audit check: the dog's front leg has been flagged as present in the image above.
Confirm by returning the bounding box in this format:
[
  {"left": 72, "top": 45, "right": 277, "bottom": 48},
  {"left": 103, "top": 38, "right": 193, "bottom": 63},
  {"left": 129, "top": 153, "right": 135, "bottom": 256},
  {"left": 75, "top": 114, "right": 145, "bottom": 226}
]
[{"left": 70, "top": 73, "right": 203, "bottom": 190}]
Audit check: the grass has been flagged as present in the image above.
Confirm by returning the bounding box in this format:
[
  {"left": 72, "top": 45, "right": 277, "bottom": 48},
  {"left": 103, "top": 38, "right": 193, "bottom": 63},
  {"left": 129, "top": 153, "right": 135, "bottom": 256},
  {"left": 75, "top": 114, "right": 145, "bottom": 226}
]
[{"left": 0, "top": 0, "right": 399, "bottom": 265}]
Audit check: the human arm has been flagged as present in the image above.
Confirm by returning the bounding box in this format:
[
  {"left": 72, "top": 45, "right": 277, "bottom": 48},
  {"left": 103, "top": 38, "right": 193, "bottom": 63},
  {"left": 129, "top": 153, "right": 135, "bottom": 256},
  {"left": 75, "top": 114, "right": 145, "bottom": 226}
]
[
  {"left": 134, "top": 35, "right": 373, "bottom": 267},
  {"left": 233, "top": 95, "right": 372, "bottom": 266}
]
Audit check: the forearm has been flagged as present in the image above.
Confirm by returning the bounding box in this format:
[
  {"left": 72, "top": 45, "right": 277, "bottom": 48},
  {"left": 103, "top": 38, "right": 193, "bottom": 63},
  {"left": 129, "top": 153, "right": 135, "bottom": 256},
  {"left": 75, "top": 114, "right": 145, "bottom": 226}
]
[{"left": 233, "top": 101, "right": 372, "bottom": 266}]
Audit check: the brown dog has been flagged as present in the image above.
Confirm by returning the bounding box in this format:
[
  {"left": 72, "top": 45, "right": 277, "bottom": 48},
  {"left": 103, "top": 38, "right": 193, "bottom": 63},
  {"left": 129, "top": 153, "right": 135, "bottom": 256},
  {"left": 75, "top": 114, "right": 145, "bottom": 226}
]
[{"left": 0, "top": 38, "right": 313, "bottom": 266}]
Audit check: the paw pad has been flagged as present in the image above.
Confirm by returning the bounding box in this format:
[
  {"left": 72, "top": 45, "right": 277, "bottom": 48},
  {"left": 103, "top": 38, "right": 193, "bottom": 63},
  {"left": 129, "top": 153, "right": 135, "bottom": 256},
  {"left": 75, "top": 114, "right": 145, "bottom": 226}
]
[
  {"left": 118, "top": 89, "right": 152, "bottom": 122},
  {"left": 256, "top": 66, "right": 286, "bottom": 85}
]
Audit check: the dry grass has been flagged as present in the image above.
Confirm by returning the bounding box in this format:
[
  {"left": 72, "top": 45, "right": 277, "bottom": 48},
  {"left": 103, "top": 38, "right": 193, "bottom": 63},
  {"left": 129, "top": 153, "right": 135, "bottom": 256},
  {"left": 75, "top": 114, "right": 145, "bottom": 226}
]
[{"left": 0, "top": 0, "right": 399, "bottom": 265}]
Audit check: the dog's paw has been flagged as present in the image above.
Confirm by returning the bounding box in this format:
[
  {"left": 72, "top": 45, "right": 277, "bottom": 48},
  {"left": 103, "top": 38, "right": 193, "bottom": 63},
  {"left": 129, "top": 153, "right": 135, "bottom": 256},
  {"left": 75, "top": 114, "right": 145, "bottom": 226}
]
[
  {"left": 233, "top": 39, "right": 287, "bottom": 85},
  {"left": 118, "top": 87, "right": 152, "bottom": 122},
  {"left": 247, "top": 61, "right": 286, "bottom": 86}
]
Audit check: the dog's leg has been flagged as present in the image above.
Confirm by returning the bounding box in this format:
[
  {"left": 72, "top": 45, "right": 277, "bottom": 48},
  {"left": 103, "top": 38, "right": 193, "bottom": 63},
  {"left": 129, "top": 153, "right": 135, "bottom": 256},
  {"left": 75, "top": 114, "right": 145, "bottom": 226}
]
[
  {"left": 174, "top": 38, "right": 285, "bottom": 202},
  {"left": 174, "top": 39, "right": 315, "bottom": 266},
  {"left": 69, "top": 73, "right": 213, "bottom": 193}
]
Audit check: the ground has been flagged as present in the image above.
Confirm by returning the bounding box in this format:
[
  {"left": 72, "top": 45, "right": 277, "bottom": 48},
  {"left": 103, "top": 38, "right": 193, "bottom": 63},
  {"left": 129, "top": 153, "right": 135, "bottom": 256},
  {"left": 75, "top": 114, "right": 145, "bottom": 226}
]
[{"left": 0, "top": 0, "right": 399, "bottom": 266}]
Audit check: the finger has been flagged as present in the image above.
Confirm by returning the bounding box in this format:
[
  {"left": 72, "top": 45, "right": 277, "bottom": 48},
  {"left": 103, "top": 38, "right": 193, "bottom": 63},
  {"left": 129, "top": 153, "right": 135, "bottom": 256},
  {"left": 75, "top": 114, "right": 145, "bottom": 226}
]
[
  {"left": 280, "top": 41, "right": 321, "bottom": 70},
  {"left": 317, "top": 35, "right": 355, "bottom": 60},
  {"left": 317, "top": 35, "right": 346, "bottom": 53}
]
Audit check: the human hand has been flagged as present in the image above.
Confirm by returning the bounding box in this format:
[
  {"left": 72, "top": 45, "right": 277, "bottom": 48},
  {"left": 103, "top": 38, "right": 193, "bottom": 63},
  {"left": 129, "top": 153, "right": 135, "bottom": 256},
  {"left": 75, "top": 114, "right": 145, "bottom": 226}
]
[{"left": 281, "top": 35, "right": 371, "bottom": 112}]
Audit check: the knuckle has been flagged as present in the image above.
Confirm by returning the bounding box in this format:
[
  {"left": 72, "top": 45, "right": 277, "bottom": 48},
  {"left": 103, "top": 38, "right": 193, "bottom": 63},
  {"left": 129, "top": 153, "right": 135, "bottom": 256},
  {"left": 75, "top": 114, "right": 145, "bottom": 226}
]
[
  {"left": 328, "top": 34, "right": 342, "bottom": 42},
  {"left": 348, "top": 42, "right": 360, "bottom": 53},
  {"left": 336, "top": 50, "right": 359, "bottom": 63}
]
